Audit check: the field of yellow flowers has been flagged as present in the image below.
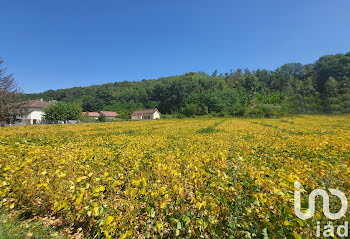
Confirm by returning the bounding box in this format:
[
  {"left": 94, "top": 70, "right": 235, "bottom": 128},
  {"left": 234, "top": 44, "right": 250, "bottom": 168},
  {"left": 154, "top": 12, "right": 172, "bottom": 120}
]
[{"left": 0, "top": 115, "right": 349, "bottom": 238}]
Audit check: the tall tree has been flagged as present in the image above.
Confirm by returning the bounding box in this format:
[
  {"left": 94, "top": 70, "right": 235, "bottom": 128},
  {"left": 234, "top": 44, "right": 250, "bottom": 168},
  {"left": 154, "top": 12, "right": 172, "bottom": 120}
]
[
  {"left": 339, "top": 76, "right": 350, "bottom": 113},
  {"left": 279, "top": 63, "right": 304, "bottom": 78},
  {"left": 324, "top": 76, "right": 338, "bottom": 97},
  {"left": 324, "top": 76, "right": 341, "bottom": 113},
  {"left": 0, "top": 59, "right": 19, "bottom": 124}
]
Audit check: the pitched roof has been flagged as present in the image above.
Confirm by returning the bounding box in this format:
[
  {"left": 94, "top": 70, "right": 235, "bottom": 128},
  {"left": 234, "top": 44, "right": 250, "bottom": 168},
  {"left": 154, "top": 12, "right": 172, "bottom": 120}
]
[
  {"left": 99, "top": 111, "right": 118, "bottom": 117},
  {"left": 21, "top": 99, "right": 51, "bottom": 108},
  {"left": 83, "top": 112, "right": 100, "bottom": 117},
  {"left": 131, "top": 109, "right": 160, "bottom": 116}
]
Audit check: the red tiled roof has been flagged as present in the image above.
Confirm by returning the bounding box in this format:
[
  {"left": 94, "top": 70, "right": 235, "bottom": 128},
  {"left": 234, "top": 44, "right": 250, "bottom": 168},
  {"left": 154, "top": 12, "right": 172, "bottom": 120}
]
[
  {"left": 83, "top": 112, "right": 100, "bottom": 117},
  {"left": 21, "top": 99, "right": 51, "bottom": 108},
  {"left": 131, "top": 109, "right": 160, "bottom": 116},
  {"left": 100, "top": 111, "right": 118, "bottom": 117}
]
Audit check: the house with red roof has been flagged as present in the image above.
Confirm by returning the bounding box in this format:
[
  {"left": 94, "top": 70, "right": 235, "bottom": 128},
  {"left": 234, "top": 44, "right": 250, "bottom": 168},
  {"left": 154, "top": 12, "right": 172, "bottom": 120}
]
[
  {"left": 99, "top": 111, "right": 118, "bottom": 120},
  {"left": 130, "top": 108, "right": 161, "bottom": 120},
  {"left": 82, "top": 112, "right": 100, "bottom": 120}
]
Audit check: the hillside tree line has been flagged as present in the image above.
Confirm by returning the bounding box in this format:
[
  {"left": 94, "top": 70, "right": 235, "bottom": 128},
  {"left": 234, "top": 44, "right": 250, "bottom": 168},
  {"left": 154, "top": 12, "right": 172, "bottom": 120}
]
[{"left": 18, "top": 52, "right": 350, "bottom": 118}]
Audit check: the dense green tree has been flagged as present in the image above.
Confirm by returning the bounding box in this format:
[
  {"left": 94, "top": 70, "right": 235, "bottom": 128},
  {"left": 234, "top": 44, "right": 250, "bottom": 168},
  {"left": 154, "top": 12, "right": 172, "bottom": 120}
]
[
  {"left": 82, "top": 95, "right": 104, "bottom": 112},
  {"left": 279, "top": 63, "right": 304, "bottom": 78},
  {"left": 98, "top": 114, "right": 107, "bottom": 122},
  {"left": 324, "top": 77, "right": 338, "bottom": 97},
  {"left": 314, "top": 54, "right": 350, "bottom": 92},
  {"left": 44, "top": 102, "right": 82, "bottom": 122},
  {"left": 324, "top": 77, "right": 341, "bottom": 113}
]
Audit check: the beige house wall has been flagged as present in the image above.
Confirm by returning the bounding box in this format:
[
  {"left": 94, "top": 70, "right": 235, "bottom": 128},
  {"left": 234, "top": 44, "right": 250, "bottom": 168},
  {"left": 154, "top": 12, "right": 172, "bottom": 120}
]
[
  {"left": 151, "top": 111, "right": 160, "bottom": 119},
  {"left": 131, "top": 112, "right": 160, "bottom": 120}
]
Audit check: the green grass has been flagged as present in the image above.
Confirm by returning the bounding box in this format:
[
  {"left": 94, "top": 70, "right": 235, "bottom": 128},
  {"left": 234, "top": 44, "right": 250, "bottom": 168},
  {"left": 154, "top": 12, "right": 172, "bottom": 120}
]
[
  {"left": 196, "top": 126, "right": 222, "bottom": 134},
  {"left": 196, "top": 119, "right": 226, "bottom": 134},
  {"left": 0, "top": 212, "right": 65, "bottom": 239}
]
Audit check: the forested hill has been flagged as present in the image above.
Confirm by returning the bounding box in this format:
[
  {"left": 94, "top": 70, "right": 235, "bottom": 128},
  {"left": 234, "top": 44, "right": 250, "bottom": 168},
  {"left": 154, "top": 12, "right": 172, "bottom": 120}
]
[{"left": 20, "top": 52, "right": 350, "bottom": 118}]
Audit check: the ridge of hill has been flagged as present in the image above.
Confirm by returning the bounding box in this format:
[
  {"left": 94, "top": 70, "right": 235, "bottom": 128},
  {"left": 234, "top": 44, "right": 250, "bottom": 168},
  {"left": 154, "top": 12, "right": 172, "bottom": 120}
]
[{"left": 19, "top": 52, "right": 350, "bottom": 118}]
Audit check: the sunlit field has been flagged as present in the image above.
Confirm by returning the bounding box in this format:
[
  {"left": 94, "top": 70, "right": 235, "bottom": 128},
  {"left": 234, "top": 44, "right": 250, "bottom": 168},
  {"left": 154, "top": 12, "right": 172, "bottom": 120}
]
[{"left": 0, "top": 116, "right": 349, "bottom": 238}]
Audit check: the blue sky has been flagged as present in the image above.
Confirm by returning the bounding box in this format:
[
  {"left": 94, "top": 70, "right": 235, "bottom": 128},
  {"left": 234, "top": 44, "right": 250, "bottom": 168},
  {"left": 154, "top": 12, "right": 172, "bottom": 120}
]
[{"left": 1, "top": 0, "right": 350, "bottom": 93}]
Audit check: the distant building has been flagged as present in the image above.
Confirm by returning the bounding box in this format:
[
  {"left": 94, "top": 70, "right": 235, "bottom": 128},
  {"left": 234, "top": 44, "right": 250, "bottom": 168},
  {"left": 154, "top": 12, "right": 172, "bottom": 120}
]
[
  {"left": 131, "top": 109, "right": 161, "bottom": 120},
  {"left": 14, "top": 99, "right": 51, "bottom": 126},
  {"left": 82, "top": 112, "right": 100, "bottom": 120},
  {"left": 99, "top": 111, "right": 118, "bottom": 120}
]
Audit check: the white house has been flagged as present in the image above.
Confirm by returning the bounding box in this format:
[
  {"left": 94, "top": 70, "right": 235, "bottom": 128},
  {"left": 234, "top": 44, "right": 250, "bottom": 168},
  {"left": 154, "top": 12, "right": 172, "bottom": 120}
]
[
  {"left": 14, "top": 99, "right": 51, "bottom": 126},
  {"left": 131, "top": 108, "right": 161, "bottom": 120}
]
